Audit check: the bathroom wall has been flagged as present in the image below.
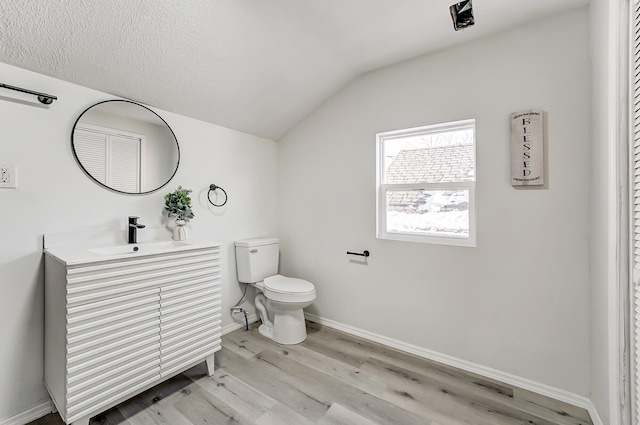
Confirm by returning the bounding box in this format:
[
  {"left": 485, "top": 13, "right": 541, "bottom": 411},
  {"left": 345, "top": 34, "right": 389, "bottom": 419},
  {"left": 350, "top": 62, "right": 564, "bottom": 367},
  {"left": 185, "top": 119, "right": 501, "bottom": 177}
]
[
  {"left": 0, "top": 62, "right": 276, "bottom": 420},
  {"left": 278, "top": 7, "right": 591, "bottom": 396}
]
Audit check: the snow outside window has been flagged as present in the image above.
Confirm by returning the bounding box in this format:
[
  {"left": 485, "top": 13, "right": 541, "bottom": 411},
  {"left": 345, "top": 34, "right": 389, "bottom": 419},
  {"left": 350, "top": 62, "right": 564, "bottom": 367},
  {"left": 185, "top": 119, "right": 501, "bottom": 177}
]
[{"left": 376, "top": 120, "right": 476, "bottom": 246}]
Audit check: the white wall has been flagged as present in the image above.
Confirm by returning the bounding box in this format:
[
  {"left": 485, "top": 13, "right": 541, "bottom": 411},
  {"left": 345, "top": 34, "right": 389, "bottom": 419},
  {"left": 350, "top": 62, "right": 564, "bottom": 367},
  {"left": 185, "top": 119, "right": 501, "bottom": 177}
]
[
  {"left": 278, "top": 7, "right": 591, "bottom": 395},
  {"left": 0, "top": 62, "right": 275, "bottom": 420}
]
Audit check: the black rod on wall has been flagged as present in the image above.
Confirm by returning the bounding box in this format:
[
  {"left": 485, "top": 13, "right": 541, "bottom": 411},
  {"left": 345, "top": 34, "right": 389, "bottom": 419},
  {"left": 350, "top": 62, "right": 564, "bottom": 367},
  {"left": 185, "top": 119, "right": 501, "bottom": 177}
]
[
  {"left": 347, "top": 250, "right": 370, "bottom": 257},
  {"left": 0, "top": 83, "right": 57, "bottom": 104}
]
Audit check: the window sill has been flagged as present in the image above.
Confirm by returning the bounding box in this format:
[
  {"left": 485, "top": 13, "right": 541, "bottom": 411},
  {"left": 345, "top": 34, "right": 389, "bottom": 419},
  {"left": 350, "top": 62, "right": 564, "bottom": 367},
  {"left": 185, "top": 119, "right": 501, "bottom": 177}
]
[{"left": 377, "top": 232, "right": 476, "bottom": 247}]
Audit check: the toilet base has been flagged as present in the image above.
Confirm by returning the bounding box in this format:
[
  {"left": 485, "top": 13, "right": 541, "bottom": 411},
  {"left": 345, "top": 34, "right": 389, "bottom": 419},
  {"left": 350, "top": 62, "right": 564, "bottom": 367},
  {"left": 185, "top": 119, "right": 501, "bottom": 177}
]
[
  {"left": 257, "top": 323, "right": 274, "bottom": 340},
  {"left": 254, "top": 293, "right": 310, "bottom": 345},
  {"left": 270, "top": 304, "right": 308, "bottom": 345}
]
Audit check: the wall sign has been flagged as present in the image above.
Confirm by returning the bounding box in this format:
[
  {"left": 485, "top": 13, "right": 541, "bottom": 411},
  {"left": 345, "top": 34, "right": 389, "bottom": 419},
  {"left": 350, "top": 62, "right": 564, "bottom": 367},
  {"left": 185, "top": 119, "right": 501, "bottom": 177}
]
[{"left": 510, "top": 110, "right": 544, "bottom": 186}]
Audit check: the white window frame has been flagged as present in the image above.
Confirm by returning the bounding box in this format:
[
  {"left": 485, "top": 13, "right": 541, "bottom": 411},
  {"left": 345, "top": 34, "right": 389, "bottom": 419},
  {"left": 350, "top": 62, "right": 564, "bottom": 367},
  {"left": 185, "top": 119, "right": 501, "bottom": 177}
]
[{"left": 376, "top": 119, "right": 476, "bottom": 247}]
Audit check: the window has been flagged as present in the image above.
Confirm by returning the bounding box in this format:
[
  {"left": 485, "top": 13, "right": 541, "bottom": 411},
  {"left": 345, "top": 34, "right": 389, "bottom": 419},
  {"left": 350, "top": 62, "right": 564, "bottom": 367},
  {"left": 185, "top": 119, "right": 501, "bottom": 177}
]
[{"left": 376, "top": 119, "right": 476, "bottom": 246}]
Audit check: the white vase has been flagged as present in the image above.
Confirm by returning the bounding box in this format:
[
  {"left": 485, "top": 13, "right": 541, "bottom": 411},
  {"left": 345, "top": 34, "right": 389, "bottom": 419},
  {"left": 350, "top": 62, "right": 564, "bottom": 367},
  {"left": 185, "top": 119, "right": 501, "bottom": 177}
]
[{"left": 173, "top": 220, "right": 187, "bottom": 241}]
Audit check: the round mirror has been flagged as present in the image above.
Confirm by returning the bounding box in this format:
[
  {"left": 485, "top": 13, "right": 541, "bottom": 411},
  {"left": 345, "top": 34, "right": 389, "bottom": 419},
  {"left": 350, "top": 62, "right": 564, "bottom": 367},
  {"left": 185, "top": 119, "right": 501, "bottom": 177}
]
[{"left": 72, "top": 100, "right": 180, "bottom": 194}]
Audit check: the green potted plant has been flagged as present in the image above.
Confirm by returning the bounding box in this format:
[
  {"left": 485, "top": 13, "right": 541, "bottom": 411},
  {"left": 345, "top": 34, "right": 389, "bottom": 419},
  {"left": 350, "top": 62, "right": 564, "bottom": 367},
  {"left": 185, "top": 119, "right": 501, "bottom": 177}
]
[{"left": 164, "top": 186, "right": 194, "bottom": 240}]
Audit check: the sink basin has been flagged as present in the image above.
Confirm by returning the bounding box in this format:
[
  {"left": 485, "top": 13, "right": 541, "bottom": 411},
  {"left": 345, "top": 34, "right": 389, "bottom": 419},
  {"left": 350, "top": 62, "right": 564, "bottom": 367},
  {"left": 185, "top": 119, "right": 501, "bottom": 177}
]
[
  {"left": 89, "top": 240, "right": 192, "bottom": 256},
  {"left": 44, "top": 230, "right": 220, "bottom": 266}
]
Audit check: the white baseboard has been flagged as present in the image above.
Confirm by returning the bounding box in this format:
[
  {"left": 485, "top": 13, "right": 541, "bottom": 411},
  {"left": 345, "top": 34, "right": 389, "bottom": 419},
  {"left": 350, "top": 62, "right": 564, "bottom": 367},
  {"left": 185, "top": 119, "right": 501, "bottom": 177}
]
[
  {"left": 586, "top": 403, "right": 604, "bottom": 425},
  {"left": 222, "top": 313, "right": 259, "bottom": 335},
  {"left": 305, "top": 313, "right": 603, "bottom": 425},
  {"left": 0, "top": 400, "right": 53, "bottom": 425},
  {"left": 1, "top": 314, "right": 603, "bottom": 425}
]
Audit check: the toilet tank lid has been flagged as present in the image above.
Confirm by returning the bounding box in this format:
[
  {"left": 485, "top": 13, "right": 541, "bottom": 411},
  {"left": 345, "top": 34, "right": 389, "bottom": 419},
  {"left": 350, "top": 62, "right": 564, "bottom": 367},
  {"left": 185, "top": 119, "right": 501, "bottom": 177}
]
[{"left": 235, "top": 237, "right": 279, "bottom": 248}]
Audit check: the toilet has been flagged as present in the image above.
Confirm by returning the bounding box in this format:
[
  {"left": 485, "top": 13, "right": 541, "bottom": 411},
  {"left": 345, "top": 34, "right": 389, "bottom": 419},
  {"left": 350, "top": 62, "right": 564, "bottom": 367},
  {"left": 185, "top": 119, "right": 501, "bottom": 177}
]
[{"left": 235, "top": 237, "right": 316, "bottom": 345}]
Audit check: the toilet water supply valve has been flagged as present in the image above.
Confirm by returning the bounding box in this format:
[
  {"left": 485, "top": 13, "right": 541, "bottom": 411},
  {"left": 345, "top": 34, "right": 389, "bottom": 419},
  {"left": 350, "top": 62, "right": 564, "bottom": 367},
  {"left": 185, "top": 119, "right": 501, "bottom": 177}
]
[
  {"left": 230, "top": 283, "right": 250, "bottom": 330},
  {"left": 231, "top": 306, "right": 249, "bottom": 330}
]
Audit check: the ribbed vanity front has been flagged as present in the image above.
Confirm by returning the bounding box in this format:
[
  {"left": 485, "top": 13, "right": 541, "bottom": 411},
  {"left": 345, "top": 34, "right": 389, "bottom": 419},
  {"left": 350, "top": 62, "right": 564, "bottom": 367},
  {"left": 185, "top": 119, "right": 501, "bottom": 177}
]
[{"left": 44, "top": 243, "right": 222, "bottom": 425}]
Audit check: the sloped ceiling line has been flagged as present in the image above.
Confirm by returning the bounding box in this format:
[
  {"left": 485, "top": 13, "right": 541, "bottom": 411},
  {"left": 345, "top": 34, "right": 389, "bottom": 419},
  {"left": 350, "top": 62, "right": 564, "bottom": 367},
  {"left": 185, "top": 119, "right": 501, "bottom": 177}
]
[{"left": 0, "top": 0, "right": 588, "bottom": 140}]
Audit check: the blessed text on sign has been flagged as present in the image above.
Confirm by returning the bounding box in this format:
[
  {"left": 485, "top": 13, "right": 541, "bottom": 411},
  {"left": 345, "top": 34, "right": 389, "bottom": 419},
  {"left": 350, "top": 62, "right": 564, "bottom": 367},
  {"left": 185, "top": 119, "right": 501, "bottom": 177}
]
[{"left": 510, "top": 110, "right": 544, "bottom": 186}]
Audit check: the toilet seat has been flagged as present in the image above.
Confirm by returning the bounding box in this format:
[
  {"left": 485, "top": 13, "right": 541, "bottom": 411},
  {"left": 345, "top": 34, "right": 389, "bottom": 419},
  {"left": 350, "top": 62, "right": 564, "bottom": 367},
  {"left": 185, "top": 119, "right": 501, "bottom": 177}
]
[{"left": 262, "top": 274, "right": 316, "bottom": 303}]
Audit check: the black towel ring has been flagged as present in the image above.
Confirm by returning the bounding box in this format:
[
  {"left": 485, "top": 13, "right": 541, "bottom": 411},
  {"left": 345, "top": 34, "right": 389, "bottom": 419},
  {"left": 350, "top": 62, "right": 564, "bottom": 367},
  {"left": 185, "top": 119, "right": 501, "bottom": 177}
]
[{"left": 208, "top": 184, "right": 228, "bottom": 207}]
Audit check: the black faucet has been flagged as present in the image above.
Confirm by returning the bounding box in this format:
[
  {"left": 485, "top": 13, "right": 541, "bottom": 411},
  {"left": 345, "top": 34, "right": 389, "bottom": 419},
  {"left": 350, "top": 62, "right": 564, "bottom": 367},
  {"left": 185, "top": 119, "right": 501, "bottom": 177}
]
[{"left": 127, "top": 216, "right": 146, "bottom": 244}]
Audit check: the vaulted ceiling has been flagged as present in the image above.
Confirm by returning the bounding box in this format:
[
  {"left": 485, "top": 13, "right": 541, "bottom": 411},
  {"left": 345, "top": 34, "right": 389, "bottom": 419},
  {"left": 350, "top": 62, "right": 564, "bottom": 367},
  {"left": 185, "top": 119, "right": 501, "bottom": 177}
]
[{"left": 0, "top": 0, "right": 588, "bottom": 140}]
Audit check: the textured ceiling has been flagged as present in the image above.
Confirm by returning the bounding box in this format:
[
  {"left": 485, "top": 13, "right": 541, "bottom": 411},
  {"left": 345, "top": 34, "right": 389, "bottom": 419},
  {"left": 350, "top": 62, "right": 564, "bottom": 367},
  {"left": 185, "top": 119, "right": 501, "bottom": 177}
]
[{"left": 0, "top": 0, "right": 588, "bottom": 140}]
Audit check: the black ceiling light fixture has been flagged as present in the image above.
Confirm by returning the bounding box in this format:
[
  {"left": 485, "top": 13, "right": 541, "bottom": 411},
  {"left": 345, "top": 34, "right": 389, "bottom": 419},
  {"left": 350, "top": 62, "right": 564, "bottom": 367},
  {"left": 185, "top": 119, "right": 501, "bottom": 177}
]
[{"left": 450, "top": 0, "right": 475, "bottom": 31}]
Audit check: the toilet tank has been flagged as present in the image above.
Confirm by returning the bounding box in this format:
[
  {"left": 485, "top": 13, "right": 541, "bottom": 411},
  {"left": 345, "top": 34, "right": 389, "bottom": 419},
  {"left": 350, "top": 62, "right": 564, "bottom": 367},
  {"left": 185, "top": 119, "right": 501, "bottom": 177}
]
[{"left": 235, "top": 237, "right": 279, "bottom": 283}]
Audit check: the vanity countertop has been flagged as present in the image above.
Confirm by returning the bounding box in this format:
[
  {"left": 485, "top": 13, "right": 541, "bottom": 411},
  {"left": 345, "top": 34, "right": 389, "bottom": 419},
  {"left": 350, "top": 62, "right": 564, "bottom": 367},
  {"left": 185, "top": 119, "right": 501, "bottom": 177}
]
[{"left": 45, "top": 239, "right": 222, "bottom": 266}]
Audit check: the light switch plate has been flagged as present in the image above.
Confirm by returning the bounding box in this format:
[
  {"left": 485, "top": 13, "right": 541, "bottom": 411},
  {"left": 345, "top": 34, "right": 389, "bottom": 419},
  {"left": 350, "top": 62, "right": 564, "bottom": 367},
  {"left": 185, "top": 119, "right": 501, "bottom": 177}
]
[{"left": 0, "top": 164, "right": 17, "bottom": 188}]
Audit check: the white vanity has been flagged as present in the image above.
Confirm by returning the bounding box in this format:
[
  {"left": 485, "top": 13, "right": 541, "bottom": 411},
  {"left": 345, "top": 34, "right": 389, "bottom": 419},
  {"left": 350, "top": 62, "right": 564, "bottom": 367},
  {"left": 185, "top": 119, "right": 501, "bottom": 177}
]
[{"left": 44, "top": 238, "right": 222, "bottom": 425}]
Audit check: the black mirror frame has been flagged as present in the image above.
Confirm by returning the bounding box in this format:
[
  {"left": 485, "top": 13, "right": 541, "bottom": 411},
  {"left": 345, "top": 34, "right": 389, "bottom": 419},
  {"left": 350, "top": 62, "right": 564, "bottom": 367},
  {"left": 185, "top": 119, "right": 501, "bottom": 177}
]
[{"left": 71, "top": 99, "right": 180, "bottom": 195}]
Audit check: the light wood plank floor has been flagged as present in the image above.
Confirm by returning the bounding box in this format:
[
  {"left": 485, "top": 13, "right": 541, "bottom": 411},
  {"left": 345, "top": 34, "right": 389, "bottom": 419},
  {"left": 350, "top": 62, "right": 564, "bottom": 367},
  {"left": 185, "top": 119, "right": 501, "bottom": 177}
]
[{"left": 31, "top": 321, "right": 592, "bottom": 425}]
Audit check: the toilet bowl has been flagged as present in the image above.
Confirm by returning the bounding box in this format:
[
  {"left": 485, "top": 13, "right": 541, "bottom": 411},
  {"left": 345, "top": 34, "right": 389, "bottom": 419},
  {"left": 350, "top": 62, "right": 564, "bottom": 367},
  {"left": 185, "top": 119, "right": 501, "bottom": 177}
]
[
  {"left": 235, "top": 238, "right": 316, "bottom": 345},
  {"left": 252, "top": 275, "right": 316, "bottom": 344}
]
